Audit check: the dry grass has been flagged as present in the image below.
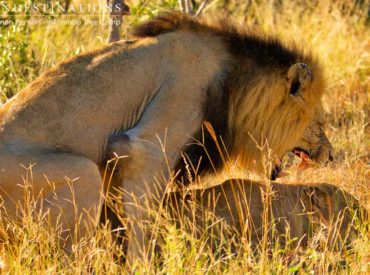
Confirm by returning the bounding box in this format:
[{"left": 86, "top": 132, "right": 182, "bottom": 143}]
[{"left": 0, "top": 0, "right": 369, "bottom": 273}]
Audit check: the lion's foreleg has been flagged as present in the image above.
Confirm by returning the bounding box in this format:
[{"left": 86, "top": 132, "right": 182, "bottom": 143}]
[
  {"left": 107, "top": 135, "right": 168, "bottom": 263},
  {"left": 107, "top": 81, "right": 205, "bottom": 264}
]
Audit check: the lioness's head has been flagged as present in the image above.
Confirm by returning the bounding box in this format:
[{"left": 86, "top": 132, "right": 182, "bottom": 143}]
[{"left": 299, "top": 184, "right": 368, "bottom": 248}]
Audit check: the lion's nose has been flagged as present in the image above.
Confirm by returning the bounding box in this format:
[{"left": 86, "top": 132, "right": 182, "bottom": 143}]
[
  {"left": 312, "top": 146, "right": 334, "bottom": 164},
  {"left": 328, "top": 152, "right": 334, "bottom": 162}
]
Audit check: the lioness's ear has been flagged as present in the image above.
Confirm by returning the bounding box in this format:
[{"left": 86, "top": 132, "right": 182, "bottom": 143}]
[
  {"left": 301, "top": 186, "right": 333, "bottom": 226},
  {"left": 287, "top": 63, "right": 312, "bottom": 96}
]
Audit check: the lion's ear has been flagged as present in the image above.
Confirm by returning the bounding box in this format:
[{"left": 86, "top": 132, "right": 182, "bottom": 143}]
[{"left": 287, "top": 63, "right": 312, "bottom": 96}]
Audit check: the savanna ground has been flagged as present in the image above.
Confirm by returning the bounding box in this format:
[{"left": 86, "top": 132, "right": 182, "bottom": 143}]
[{"left": 0, "top": 0, "right": 369, "bottom": 273}]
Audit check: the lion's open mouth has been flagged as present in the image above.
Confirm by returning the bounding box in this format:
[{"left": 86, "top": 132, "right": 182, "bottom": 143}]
[
  {"left": 292, "top": 147, "right": 315, "bottom": 170},
  {"left": 271, "top": 147, "right": 315, "bottom": 180},
  {"left": 292, "top": 147, "right": 310, "bottom": 158}
]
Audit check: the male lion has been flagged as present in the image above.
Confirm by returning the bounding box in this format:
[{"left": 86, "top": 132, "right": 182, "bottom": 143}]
[
  {"left": 0, "top": 12, "right": 329, "bottom": 260},
  {"left": 293, "top": 107, "right": 334, "bottom": 164},
  {"left": 164, "top": 179, "right": 366, "bottom": 251}
]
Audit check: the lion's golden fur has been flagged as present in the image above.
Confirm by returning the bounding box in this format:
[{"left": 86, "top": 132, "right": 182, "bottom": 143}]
[
  {"left": 295, "top": 107, "right": 334, "bottom": 163},
  {"left": 0, "top": 12, "right": 330, "bottom": 257},
  {"left": 132, "top": 12, "right": 327, "bottom": 176}
]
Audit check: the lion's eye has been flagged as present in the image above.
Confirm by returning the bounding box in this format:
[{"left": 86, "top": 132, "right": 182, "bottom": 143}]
[{"left": 289, "top": 78, "right": 300, "bottom": 95}]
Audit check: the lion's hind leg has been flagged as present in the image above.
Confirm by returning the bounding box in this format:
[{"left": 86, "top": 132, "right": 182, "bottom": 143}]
[{"left": 0, "top": 150, "right": 103, "bottom": 251}]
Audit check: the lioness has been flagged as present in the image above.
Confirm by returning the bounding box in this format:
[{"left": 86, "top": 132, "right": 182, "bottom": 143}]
[
  {"left": 164, "top": 179, "right": 365, "bottom": 251},
  {"left": 0, "top": 12, "right": 329, "bottom": 260},
  {"left": 102, "top": 112, "right": 334, "bottom": 255}
]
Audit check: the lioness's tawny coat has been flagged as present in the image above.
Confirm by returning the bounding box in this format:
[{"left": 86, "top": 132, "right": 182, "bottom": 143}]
[{"left": 165, "top": 180, "right": 362, "bottom": 249}]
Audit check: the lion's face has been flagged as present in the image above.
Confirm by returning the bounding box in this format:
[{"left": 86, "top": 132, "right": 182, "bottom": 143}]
[
  {"left": 270, "top": 112, "right": 333, "bottom": 179},
  {"left": 294, "top": 114, "right": 334, "bottom": 164},
  {"left": 232, "top": 62, "right": 327, "bottom": 174}
]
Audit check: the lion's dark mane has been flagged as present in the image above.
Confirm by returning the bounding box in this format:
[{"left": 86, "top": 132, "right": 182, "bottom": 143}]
[{"left": 132, "top": 12, "right": 310, "bottom": 182}]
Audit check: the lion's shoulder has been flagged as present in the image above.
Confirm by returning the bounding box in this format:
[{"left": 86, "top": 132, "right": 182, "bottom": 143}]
[{"left": 132, "top": 12, "right": 315, "bottom": 70}]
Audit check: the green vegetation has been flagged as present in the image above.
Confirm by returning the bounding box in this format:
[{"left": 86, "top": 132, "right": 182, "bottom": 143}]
[{"left": 0, "top": 0, "right": 369, "bottom": 273}]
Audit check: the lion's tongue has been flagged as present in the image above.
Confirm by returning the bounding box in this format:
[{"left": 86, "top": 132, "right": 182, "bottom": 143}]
[
  {"left": 293, "top": 150, "right": 314, "bottom": 170},
  {"left": 276, "top": 171, "right": 289, "bottom": 178},
  {"left": 275, "top": 150, "right": 313, "bottom": 178}
]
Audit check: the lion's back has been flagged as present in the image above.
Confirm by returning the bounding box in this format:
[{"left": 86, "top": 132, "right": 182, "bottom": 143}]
[{"left": 0, "top": 40, "right": 165, "bottom": 160}]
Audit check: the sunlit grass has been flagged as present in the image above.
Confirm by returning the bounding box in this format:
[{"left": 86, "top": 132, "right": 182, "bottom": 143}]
[{"left": 0, "top": 0, "right": 369, "bottom": 273}]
